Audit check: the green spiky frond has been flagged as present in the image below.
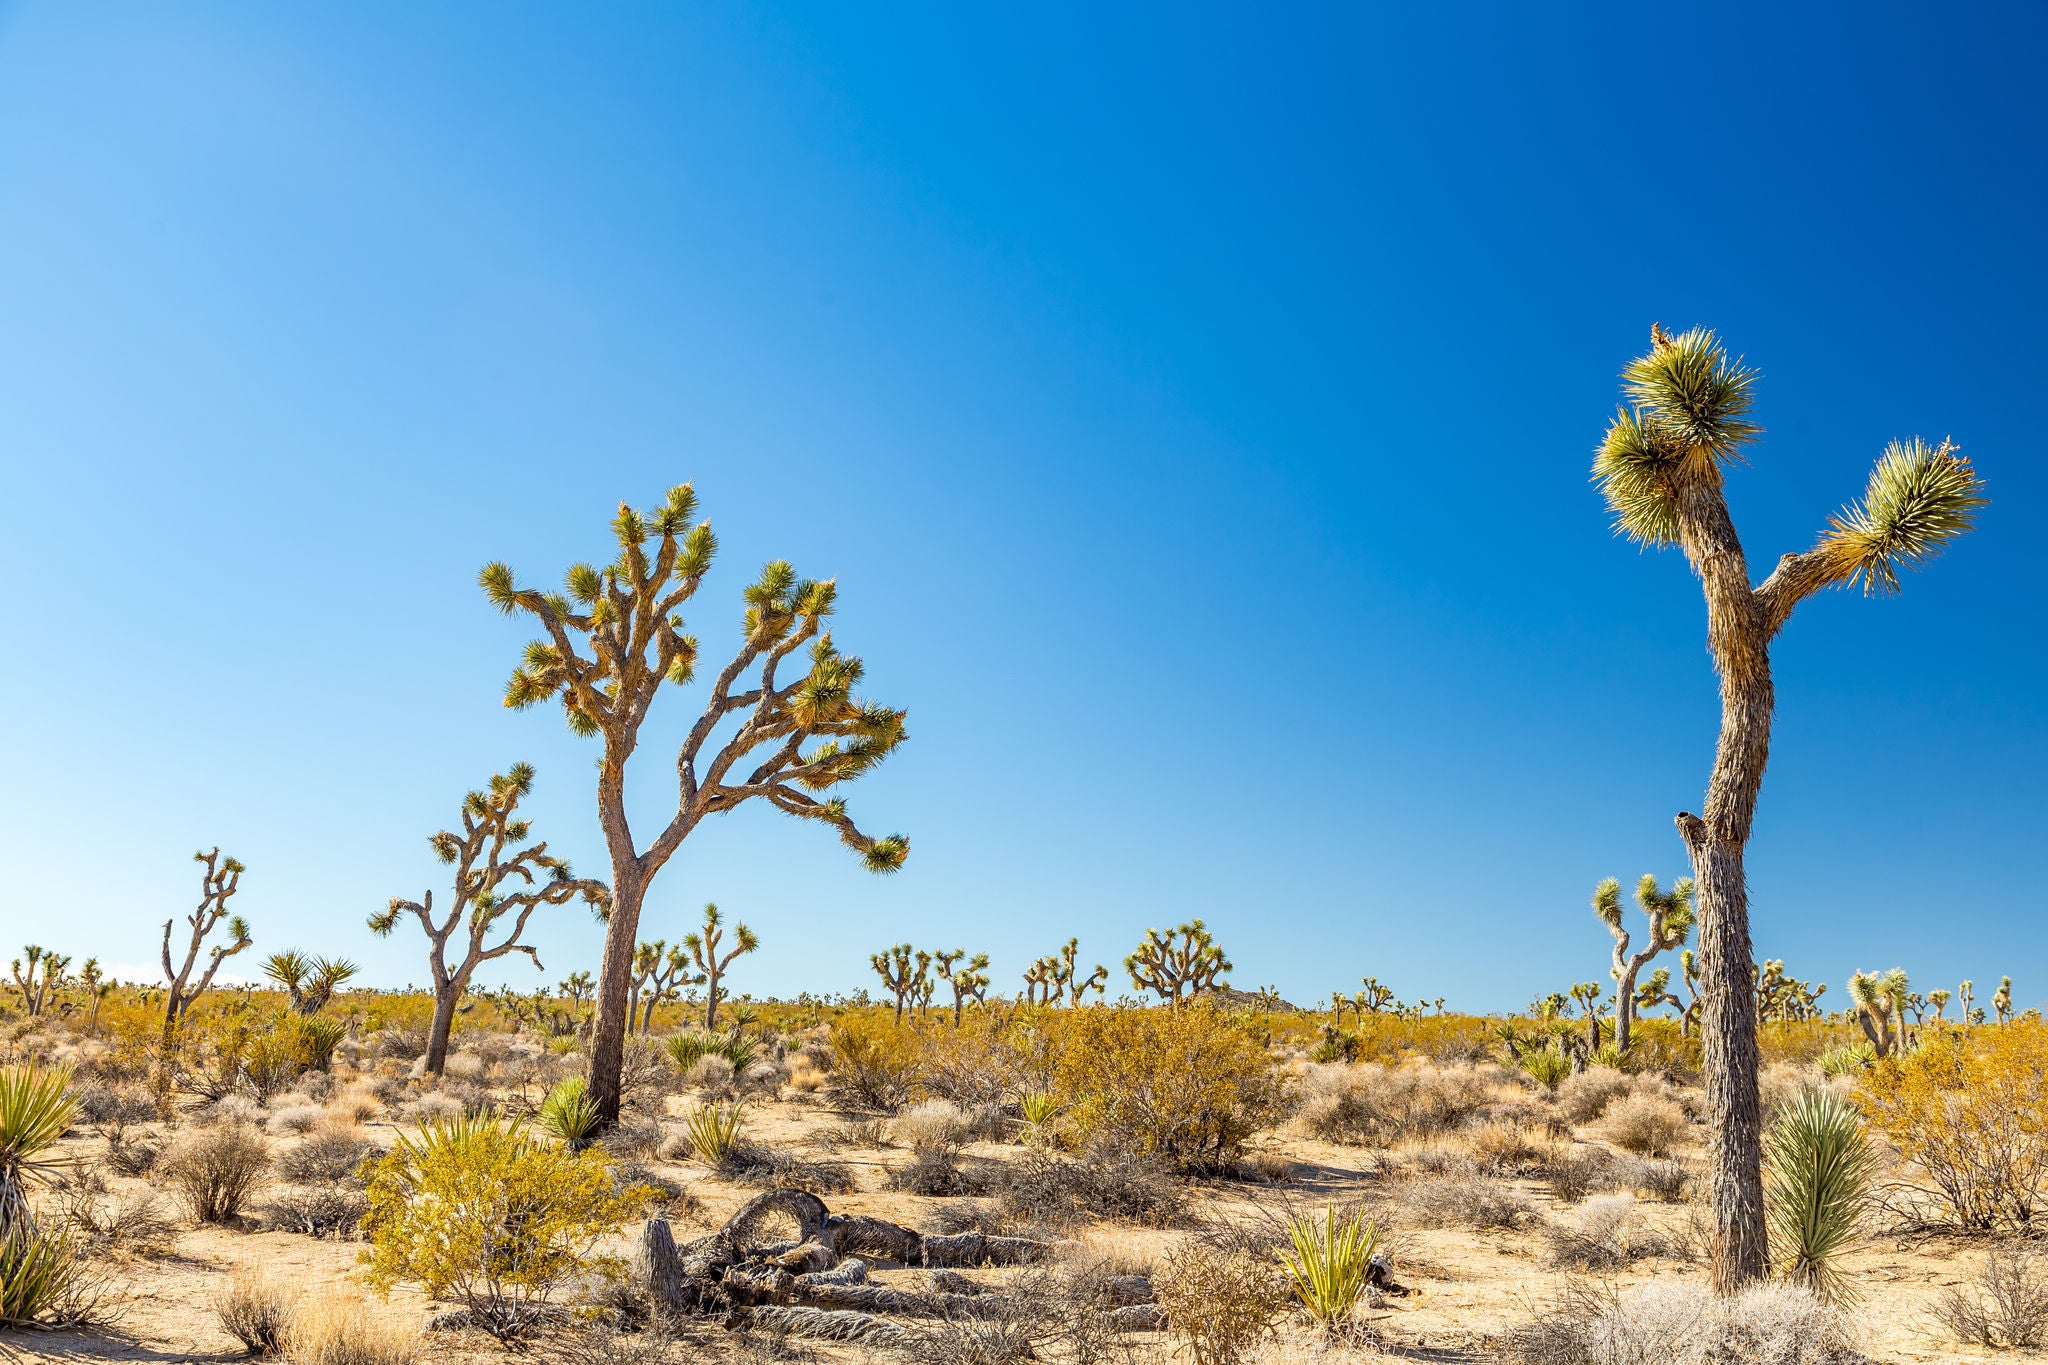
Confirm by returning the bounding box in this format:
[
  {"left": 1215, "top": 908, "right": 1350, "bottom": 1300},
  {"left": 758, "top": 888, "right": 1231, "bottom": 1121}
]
[
  {"left": 1764, "top": 1088, "right": 1875, "bottom": 1304},
  {"left": 1594, "top": 327, "right": 1760, "bottom": 546},
  {"left": 1815, "top": 438, "right": 1986, "bottom": 595},
  {"left": 1591, "top": 878, "right": 1623, "bottom": 931},
  {"left": 860, "top": 834, "right": 909, "bottom": 873}
]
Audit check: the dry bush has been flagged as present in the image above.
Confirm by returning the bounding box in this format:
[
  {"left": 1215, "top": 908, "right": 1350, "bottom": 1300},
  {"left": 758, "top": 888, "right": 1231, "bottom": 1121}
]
[
  {"left": 442, "top": 1052, "right": 487, "bottom": 1081},
  {"left": 826, "top": 1014, "right": 921, "bottom": 1110},
  {"left": 685, "top": 1055, "right": 737, "bottom": 1094},
  {"left": 217, "top": 1268, "right": 294, "bottom": 1357},
  {"left": 328, "top": 1089, "right": 381, "bottom": 1126},
  {"left": 545, "top": 1317, "right": 693, "bottom": 1365},
  {"left": 74, "top": 1082, "right": 156, "bottom": 1126},
  {"left": 1934, "top": 1240, "right": 2048, "bottom": 1348},
  {"left": 893, "top": 1098, "right": 973, "bottom": 1153},
  {"left": 1466, "top": 1119, "right": 1547, "bottom": 1174},
  {"left": 1293, "top": 1059, "right": 1503, "bottom": 1146},
  {"left": 823, "top": 1117, "right": 890, "bottom": 1149},
  {"left": 277, "top": 1131, "right": 380, "bottom": 1185},
  {"left": 1508, "top": 1278, "right": 1856, "bottom": 1365},
  {"left": 406, "top": 1092, "right": 464, "bottom": 1125},
  {"left": 716, "top": 1145, "right": 858, "bottom": 1195},
  {"left": 266, "top": 1185, "right": 368, "bottom": 1238},
  {"left": 1857, "top": 1024, "right": 2048, "bottom": 1230},
  {"left": 268, "top": 1104, "right": 325, "bottom": 1136},
  {"left": 369, "top": 1026, "right": 428, "bottom": 1060},
  {"left": 1543, "top": 1193, "right": 1677, "bottom": 1270},
  {"left": 1398, "top": 1167, "right": 1537, "bottom": 1230},
  {"left": 65, "top": 1188, "right": 177, "bottom": 1259},
  {"left": 602, "top": 1117, "right": 665, "bottom": 1159},
  {"left": 288, "top": 1292, "right": 422, "bottom": 1365},
  {"left": 995, "top": 1147, "right": 1188, "bottom": 1229},
  {"left": 1602, "top": 1091, "right": 1689, "bottom": 1156},
  {"left": 106, "top": 1131, "right": 163, "bottom": 1178},
  {"left": 887, "top": 1148, "right": 978, "bottom": 1196},
  {"left": 167, "top": 1123, "right": 270, "bottom": 1223},
  {"left": 1556, "top": 1067, "right": 1637, "bottom": 1125},
  {"left": 1154, "top": 1239, "right": 1283, "bottom": 1365}
]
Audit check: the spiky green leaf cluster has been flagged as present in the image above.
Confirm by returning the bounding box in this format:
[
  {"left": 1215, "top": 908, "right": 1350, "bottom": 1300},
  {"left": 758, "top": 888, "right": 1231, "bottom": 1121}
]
[
  {"left": 1763, "top": 1088, "right": 1875, "bottom": 1304},
  {"left": 1594, "top": 327, "right": 1760, "bottom": 545},
  {"left": 1816, "top": 437, "right": 1986, "bottom": 594}
]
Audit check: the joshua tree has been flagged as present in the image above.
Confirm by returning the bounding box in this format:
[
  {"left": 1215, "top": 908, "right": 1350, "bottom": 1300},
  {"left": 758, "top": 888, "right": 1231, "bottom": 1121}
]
[
  {"left": 1995, "top": 976, "right": 2014, "bottom": 1024},
  {"left": 1958, "top": 979, "right": 1976, "bottom": 1028},
  {"left": 162, "top": 848, "right": 254, "bottom": 1024},
  {"left": 682, "top": 904, "right": 758, "bottom": 1032},
  {"left": 1022, "top": 956, "right": 1059, "bottom": 1007},
  {"left": 559, "top": 971, "right": 595, "bottom": 1006},
  {"left": 1125, "top": 920, "right": 1232, "bottom": 1005},
  {"left": 9, "top": 947, "right": 69, "bottom": 1018},
  {"left": 1568, "top": 981, "right": 1607, "bottom": 1056},
  {"left": 631, "top": 941, "right": 700, "bottom": 1033},
  {"left": 1356, "top": 977, "right": 1397, "bottom": 1015},
  {"left": 76, "top": 958, "right": 110, "bottom": 1035},
  {"left": 485, "top": 484, "right": 909, "bottom": 1124},
  {"left": 871, "top": 944, "right": 926, "bottom": 1024},
  {"left": 370, "top": 764, "right": 610, "bottom": 1075},
  {"left": 1635, "top": 965, "right": 1683, "bottom": 1021},
  {"left": 936, "top": 950, "right": 991, "bottom": 1025},
  {"left": 1049, "top": 938, "right": 1107, "bottom": 1006},
  {"left": 1848, "top": 969, "right": 1909, "bottom": 1057},
  {"left": 1593, "top": 874, "right": 1695, "bottom": 1054},
  {"left": 1927, "top": 988, "right": 1952, "bottom": 1022},
  {"left": 262, "top": 951, "right": 359, "bottom": 1016},
  {"left": 1755, "top": 960, "right": 1826, "bottom": 1023},
  {"left": 1593, "top": 325, "right": 1986, "bottom": 1290}
]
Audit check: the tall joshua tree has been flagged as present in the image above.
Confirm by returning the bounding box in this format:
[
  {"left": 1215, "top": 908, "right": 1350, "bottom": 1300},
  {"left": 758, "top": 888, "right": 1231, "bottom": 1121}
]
[
  {"left": 1594, "top": 325, "right": 1987, "bottom": 1290},
  {"left": 369, "top": 764, "right": 610, "bottom": 1076},
  {"left": 1055, "top": 939, "right": 1108, "bottom": 1005},
  {"left": 1125, "top": 920, "right": 1231, "bottom": 1005},
  {"left": 682, "top": 904, "right": 757, "bottom": 1031},
  {"left": 1848, "top": 969, "right": 1909, "bottom": 1057},
  {"left": 162, "top": 848, "right": 254, "bottom": 1024},
  {"left": 632, "top": 940, "right": 701, "bottom": 1033},
  {"left": 1593, "top": 875, "right": 1694, "bottom": 1054},
  {"left": 485, "top": 483, "right": 908, "bottom": 1125}
]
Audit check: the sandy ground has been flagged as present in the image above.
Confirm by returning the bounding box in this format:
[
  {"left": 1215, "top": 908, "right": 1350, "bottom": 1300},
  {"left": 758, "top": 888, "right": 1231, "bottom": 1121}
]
[{"left": 14, "top": 1084, "right": 2042, "bottom": 1364}]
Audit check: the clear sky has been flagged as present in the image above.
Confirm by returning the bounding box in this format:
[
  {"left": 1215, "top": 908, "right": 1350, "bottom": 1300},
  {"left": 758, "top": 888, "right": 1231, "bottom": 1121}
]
[{"left": 2, "top": 4, "right": 2041, "bottom": 1011}]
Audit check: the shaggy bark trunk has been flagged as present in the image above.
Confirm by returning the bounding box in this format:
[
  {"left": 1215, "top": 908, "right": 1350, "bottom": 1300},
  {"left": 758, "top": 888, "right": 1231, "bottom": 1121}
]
[
  {"left": 705, "top": 967, "right": 722, "bottom": 1032},
  {"left": 1675, "top": 476, "right": 1773, "bottom": 1294},
  {"left": 425, "top": 967, "right": 464, "bottom": 1077},
  {"left": 587, "top": 870, "right": 646, "bottom": 1124}
]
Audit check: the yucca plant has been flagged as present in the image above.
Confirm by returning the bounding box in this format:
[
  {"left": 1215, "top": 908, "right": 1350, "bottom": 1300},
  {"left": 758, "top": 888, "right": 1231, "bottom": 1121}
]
[
  {"left": 0, "top": 1064, "right": 77, "bottom": 1235},
  {"left": 538, "top": 1077, "right": 601, "bottom": 1152},
  {"left": 1520, "top": 1045, "right": 1571, "bottom": 1090},
  {"left": 1019, "top": 1091, "right": 1061, "bottom": 1129},
  {"left": 681, "top": 1101, "right": 746, "bottom": 1162},
  {"left": 663, "top": 1032, "right": 715, "bottom": 1073},
  {"left": 1763, "top": 1088, "right": 1875, "bottom": 1304},
  {"left": 1278, "top": 1207, "right": 1381, "bottom": 1327},
  {"left": 716, "top": 1029, "right": 760, "bottom": 1073}
]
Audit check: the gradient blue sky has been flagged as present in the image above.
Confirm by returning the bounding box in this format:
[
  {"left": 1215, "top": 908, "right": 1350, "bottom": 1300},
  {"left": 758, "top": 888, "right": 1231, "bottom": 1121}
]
[{"left": 3, "top": 5, "right": 2042, "bottom": 1010}]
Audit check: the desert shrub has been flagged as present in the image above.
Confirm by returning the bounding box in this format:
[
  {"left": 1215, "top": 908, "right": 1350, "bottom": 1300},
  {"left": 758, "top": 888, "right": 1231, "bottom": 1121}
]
[
  {"left": 1619, "top": 1155, "right": 1691, "bottom": 1202},
  {"left": 1602, "top": 1091, "right": 1689, "bottom": 1156},
  {"left": 268, "top": 1104, "right": 325, "bottom": 1136},
  {"left": 267, "top": 1185, "right": 368, "bottom": 1238},
  {"left": 1816, "top": 1042, "right": 1877, "bottom": 1080},
  {"left": 601, "top": 1117, "right": 665, "bottom": 1159},
  {"left": 1547, "top": 1146, "right": 1614, "bottom": 1203},
  {"left": 369, "top": 1026, "right": 428, "bottom": 1061},
  {"left": 1543, "top": 1192, "right": 1673, "bottom": 1270},
  {"left": 995, "top": 1147, "right": 1186, "bottom": 1228},
  {"left": 1763, "top": 1088, "right": 1873, "bottom": 1305},
  {"left": 1467, "top": 1118, "right": 1547, "bottom": 1174},
  {"left": 1154, "top": 1239, "right": 1282, "bottom": 1365},
  {"left": 1050, "top": 1006, "right": 1280, "bottom": 1169},
  {"left": 662, "top": 1032, "right": 715, "bottom": 1074},
  {"left": 1508, "top": 1278, "right": 1855, "bottom": 1365},
  {"left": 1856, "top": 1024, "right": 2048, "bottom": 1230},
  {"left": 276, "top": 1131, "right": 379, "bottom": 1186},
  {"left": 1520, "top": 1045, "right": 1573, "bottom": 1090},
  {"left": 1293, "top": 1059, "right": 1500, "bottom": 1146},
  {"left": 1934, "top": 1240, "right": 2048, "bottom": 1349},
  {"left": 106, "top": 1131, "right": 162, "bottom": 1177},
  {"left": 361, "top": 1114, "right": 648, "bottom": 1343},
  {"left": 1557, "top": 1067, "right": 1637, "bottom": 1125},
  {"left": 217, "top": 1267, "right": 294, "bottom": 1356},
  {"left": 72, "top": 1082, "right": 155, "bottom": 1126},
  {"left": 717, "top": 1145, "right": 858, "bottom": 1195},
  {"left": 407, "top": 1093, "right": 463, "bottom": 1125},
  {"left": 825, "top": 1117, "right": 891, "bottom": 1149},
  {"left": 63, "top": 1187, "right": 178, "bottom": 1259},
  {"left": 827, "top": 1015, "right": 921, "bottom": 1110},
  {"left": 893, "top": 1098, "right": 973, "bottom": 1153},
  {"left": 287, "top": 1291, "right": 422, "bottom": 1365},
  {"left": 1398, "top": 1171, "right": 1537, "bottom": 1229},
  {"left": 683, "top": 1056, "right": 735, "bottom": 1094},
  {"left": 166, "top": 1123, "right": 270, "bottom": 1223}
]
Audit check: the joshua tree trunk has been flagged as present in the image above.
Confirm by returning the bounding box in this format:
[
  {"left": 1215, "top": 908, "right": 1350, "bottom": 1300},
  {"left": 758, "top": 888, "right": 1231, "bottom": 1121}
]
[
  {"left": 425, "top": 965, "right": 463, "bottom": 1075},
  {"left": 586, "top": 865, "right": 646, "bottom": 1122}
]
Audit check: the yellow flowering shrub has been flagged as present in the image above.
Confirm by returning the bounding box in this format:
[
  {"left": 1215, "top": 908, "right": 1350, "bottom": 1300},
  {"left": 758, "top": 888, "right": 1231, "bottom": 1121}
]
[
  {"left": 1044, "top": 1004, "right": 1282, "bottom": 1168},
  {"left": 360, "top": 1114, "right": 649, "bottom": 1338},
  {"left": 1857, "top": 1023, "right": 2048, "bottom": 1229}
]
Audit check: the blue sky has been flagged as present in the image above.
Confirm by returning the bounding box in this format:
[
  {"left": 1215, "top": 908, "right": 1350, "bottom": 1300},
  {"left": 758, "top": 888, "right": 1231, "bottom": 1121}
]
[{"left": 2, "top": 4, "right": 2041, "bottom": 1010}]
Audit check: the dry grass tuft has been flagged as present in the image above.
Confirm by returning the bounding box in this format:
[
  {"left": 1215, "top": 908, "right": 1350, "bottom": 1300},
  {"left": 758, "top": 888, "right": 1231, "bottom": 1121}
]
[
  {"left": 1601, "top": 1091, "right": 1690, "bottom": 1156},
  {"left": 288, "top": 1291, "right": 422, "bottom": 1365},
  {"left": 217, "top": 1267, "right": 294, "bottom": 1357}
]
